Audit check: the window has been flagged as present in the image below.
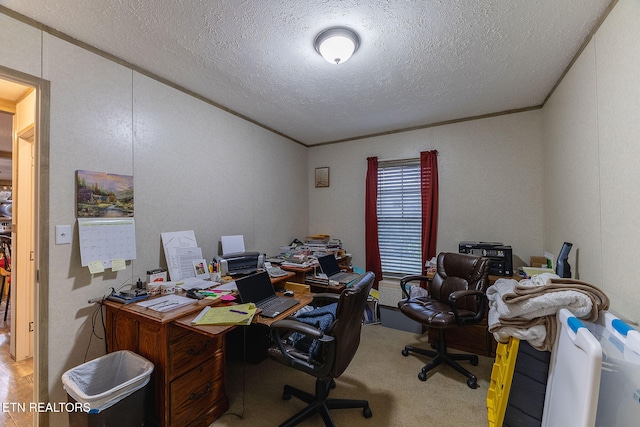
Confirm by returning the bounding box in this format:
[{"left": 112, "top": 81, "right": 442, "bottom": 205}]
[{"left": 377, "top": 159, "right": 422, "bottom": 276}]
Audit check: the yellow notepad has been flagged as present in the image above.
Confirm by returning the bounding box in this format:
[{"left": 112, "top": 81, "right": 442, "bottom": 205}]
[{"left": 191, "top": 303, "right": 257, "bottom": 326}]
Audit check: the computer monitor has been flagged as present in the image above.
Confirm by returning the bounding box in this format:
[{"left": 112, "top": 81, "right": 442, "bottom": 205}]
[{"left": 556, "top": 242, "right": 573, "bottom": 278}]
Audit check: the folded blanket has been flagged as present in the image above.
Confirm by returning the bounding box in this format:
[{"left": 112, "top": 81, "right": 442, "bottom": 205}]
[
  {"left": 289, "top": 303, "right": 337, "bottom": 361},
  {"left": 487, "top": 275, "right": 609, "bottom": 351}
]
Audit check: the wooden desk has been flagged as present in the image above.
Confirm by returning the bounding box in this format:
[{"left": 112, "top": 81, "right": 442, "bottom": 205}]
[
  {"left": 280, "top": 264, "right": 314, "bottom": 283},
  {"left": 269, "top": 270, "right": 295, "bottom": 289},
  {"left": 104, "top": 287, "right": 311, "bottom": 426},
  {"left": 304, "top": 279, "right": 345, "bottom": 295}
]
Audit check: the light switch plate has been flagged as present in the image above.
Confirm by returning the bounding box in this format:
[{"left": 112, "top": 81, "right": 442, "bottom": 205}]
[{"left": 55, "top": 225, "right": 72, "bottom": 245}]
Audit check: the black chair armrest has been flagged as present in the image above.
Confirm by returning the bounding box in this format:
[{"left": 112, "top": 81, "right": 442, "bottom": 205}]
[
  {"left": 311, "top": 293, "right": 340, "bottom": 306},
  {"left": 400, "top": 275, "right": 431, "bottom": 299},
  {"left": 448, "top": 290, "right": 487, "bottom": 325},
  {"left": 270, "top": 318, "right": 327, "bottom": 341},
  {"left": 270, "top": 318, "right": 336, "bottom": 376}
]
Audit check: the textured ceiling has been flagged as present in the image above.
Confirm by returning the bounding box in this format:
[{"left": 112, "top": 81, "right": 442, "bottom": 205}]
[{"left": 0, "top": 0, "right": 613, "bottom": 145}]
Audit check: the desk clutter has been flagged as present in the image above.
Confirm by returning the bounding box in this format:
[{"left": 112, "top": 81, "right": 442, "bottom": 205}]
[
  {"left": 98, "top": 230, "right": 336, "bottom": 426},
  {"left": 276, "top": 234, "right": 349, "bottom": 267}
]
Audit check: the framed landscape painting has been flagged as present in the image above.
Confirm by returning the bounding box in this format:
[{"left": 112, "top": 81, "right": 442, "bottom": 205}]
[{"left": 76, "top": 170, "right": 134, "bottom": 218}]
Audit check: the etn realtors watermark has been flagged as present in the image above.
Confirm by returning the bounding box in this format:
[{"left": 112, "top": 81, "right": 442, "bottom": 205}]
[{"left": 2, "top": 401, "right": 91, "bottom": 413}]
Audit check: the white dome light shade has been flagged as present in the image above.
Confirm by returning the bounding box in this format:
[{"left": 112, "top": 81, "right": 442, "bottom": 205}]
[{"left": 314, "top": 27, "right": 360, "bottom": 65}]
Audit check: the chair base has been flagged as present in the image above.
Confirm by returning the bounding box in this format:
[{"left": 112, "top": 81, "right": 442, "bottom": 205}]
[
  {"left": 402, "top": 329, "right": 479, "bottom": 389},
  {"left": 279, "top": 378, "right": 372, "bottom": 427}
]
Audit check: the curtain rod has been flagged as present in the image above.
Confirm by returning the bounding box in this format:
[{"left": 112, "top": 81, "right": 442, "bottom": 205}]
[
  {"left": 378, "top": 151, "right": 438, "bottom": 165},
  {"left": 378, "top": 153, "right": 440, "bottom": 165},
  {"left": 378, "top": 157, "right": 418, "bottom": 165}
]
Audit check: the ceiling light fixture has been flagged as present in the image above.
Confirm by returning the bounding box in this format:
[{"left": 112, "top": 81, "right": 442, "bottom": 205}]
[{"left": 314, "top": 27, "right": 360, "bottom": 65}]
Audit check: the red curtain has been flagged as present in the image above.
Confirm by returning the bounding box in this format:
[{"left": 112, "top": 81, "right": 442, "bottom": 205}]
[
  {"left": 365, "top": 157, "right": 382, "bottom": 287},
  {"left": 420, "top": 150, "right": 439, "bottom": 272}
]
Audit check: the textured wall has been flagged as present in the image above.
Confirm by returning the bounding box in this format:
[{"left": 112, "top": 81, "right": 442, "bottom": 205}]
[
  {"left": 543, "top": 0, "right": 640, "bottom": 324},
  {"left": 1, "top": 13, "right": 309, "bottom": 426},
  {"left": 308, "top": 110, "right": 544, "bottom": 271}
]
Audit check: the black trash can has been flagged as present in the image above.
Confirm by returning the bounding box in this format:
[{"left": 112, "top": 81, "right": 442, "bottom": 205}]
[{"left": 62, "top": 350, "right": 154, "bottom": 427}]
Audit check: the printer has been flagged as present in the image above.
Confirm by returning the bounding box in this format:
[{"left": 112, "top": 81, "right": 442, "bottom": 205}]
[
  {"left": 458, "top": 241, "right": 513, "bottom": 276},
  {"left": 214, "top": 252, "right": 265, "bottom": 276}
]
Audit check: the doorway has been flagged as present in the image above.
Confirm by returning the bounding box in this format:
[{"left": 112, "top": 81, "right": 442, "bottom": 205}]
[{"left": 0, "top": 66, "right": 50, "bottom": 427}]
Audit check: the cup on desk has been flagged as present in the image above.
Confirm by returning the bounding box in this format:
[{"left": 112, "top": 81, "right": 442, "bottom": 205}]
[
  {"left": 160, "top": 283, "right": 175, "bottom": 295},
  {"left": 146, "top": 282, "right": 161, "bottom": 296},
  {"left": 210, "top": 272, "right": 221, "bottom": 282}
]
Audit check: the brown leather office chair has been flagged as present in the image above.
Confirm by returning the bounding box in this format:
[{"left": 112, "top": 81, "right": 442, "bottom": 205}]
[
  {"left": 268, "top": 271, "right": 375, "bottom": 427},
  {"left": 398, "top": 252, "right": 489, "bottom": 388}
]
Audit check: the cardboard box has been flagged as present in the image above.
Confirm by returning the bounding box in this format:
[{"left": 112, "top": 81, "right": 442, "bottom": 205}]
[
  {"left": 530, "top": 256, "right": 549, "bottom": 268},
  {"left": 284, "top": 281, "right": 310, "bottom": 294},
  {"left": 146, "top": 269, "right": 167, "bottom": 283}
]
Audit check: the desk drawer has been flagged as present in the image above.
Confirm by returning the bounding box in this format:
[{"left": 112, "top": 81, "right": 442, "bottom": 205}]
[
  {"left": 168, "top": 328, "right": 223, "bottom": 379},
  {"left": 170, "top": 361, "right": 225, "bottom": 426}
]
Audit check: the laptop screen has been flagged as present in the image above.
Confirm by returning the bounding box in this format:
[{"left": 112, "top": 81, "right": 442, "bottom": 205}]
[
  {"left": 235, "top": 271, "right": 275, "bottom": 303},
  {"left": 317, "top": 254, "right": 340, "bottom": 277}
]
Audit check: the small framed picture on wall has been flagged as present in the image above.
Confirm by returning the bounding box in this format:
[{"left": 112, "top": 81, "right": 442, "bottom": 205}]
[{"left": 315, "top": 167, "right": 330, "bottom": 188}]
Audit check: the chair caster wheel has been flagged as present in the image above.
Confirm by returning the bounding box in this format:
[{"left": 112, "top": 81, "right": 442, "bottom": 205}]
[
  {"left": 401, "top": 348, "right": 409, "bottom": 357},
  {"left": 363, "top": 406, "right": 372, "bottom": 418},
  {"left": 329, "top": 379, "right": 336, "bottom": 389},
  {"left": 418, "top": 371, "right": 427, "bottom": 381},
  {"left": 470, "top": 356, "right": 479, "bottom": 366},
  {"left": 467, "top": 378, "right": 477, "bottom": 389}
]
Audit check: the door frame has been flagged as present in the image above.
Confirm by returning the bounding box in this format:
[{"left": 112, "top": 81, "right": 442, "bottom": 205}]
[
  {"left": 0, "top": 64, "right": 50, "bottom": 426},
  {"left": 14, "top": 125, "right": 35, "bottom": 361}
]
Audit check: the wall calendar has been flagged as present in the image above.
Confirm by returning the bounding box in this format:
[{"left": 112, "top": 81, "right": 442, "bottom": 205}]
[{"left": 78, "top": 218, "right": 136, "bottom": 267}]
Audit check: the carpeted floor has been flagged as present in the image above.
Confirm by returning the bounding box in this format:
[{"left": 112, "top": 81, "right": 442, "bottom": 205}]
[{"left": 211, "top": 323, "right": 493, "bottom": 426}]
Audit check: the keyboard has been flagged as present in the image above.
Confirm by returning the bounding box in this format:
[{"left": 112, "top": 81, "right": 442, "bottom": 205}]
[
  {"left": 257, "top": 295, "right": 299, "bottom": 318},
  {"left": 260, "top": 297, "right": 285, "bottom": 311}
]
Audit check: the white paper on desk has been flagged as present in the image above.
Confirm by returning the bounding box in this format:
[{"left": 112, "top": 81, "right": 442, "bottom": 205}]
[
  {"left": 213, "top": 281, "right": 237, "bottom": 291},
  {"left": 178, "top": 276, "right": 213, "bottom": 290},
  {"left": 176, "top": 246, "right": 203, "bottom": 279},
  {"left": 161, "top": 230, "right": 197, "bottom": 281},
  {"left": 136, "top": 294, "right": 195, "bottom": 312},
  {"left": 221, "top": 235, "right": 245, "bottom": 255}
]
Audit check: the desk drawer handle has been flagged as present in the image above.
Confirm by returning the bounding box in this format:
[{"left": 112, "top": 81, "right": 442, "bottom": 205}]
[
  {"left": 187, "top": 340, "right": 211, "bottom": 356},
  {"left": 189, "top": 382, "right": 212, "bottom": 401}
]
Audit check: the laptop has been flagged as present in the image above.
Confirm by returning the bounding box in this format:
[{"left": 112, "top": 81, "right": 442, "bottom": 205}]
[
  {"left": 317, "top": 254, "right": 360, "bottom": 284},
  {"left": 235, "top": 271, "right": 299, "bottom": 318}
]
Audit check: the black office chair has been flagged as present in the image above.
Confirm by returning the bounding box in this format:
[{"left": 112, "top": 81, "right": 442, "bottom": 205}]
[
  {"left": 398, "top": 252, "right": 489, "bottom": 388},
  {"left": 268, "top": 271, "right": 375, "bottom": 427}
]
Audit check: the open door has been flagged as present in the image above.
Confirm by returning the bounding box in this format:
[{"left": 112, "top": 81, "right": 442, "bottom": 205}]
[{"left": 12, "top": 125, "right": 35, "bottom": 360}]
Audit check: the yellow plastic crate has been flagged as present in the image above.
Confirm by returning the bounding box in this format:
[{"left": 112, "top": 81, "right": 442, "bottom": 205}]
[{"left": 487, "top": 337, "right": 520, "bottom": 427}]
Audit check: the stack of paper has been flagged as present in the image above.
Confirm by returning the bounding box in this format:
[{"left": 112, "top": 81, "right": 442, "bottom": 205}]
[
  {"left": 191, "top": 303, "right": 257, "bottom": 326},
  {"left": 137, "top": 295, "right": 195, "bottom": 312},
  {"left": 177, "top": 276, "right": 214, "bottom": 290}
]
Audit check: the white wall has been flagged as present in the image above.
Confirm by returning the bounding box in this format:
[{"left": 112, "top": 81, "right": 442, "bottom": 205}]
[
  {"left": 2, "top": 12, "right": 308, "bottom": 426},
  {"left": 308, "top": 110, "right": 545, "bottom": 271},
  {"left": 543, "top": 0, "right": 640, "bottom": 324}
]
